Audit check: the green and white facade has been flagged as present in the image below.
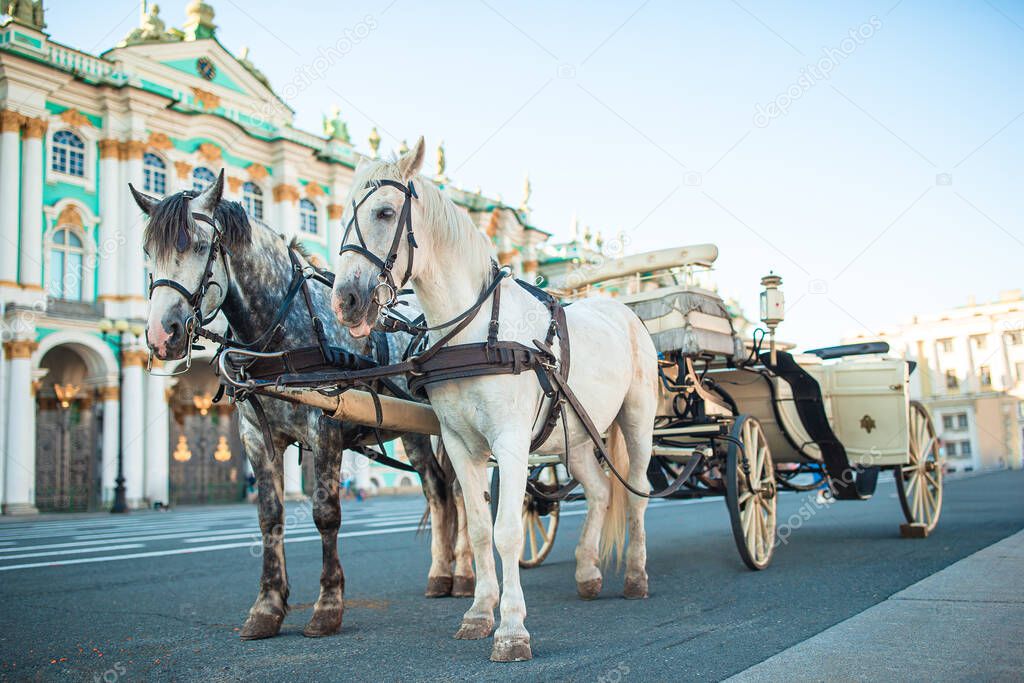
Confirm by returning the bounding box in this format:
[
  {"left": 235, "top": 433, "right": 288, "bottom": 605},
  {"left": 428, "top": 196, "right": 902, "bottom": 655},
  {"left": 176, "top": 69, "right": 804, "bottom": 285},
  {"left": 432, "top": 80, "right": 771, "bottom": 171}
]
[{"left": 0, "top": 1, "right": 555, "bottom": 513}]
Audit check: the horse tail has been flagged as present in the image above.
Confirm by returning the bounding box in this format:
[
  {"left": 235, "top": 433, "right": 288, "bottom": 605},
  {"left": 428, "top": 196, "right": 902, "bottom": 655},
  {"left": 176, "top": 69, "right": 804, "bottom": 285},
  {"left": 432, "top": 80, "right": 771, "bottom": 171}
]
[{"left": 599, "top": 421, "right": 629, "bottom": 567}]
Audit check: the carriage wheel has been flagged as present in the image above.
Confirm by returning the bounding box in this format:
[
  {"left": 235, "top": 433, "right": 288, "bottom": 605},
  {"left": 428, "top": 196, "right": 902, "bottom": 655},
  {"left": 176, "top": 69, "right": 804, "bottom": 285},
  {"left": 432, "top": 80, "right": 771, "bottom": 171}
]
[
  {"left": 489, "top": 465, "right": 561, "bottom": 569},
  {"left": 725, "top": 415, "right": 777, "bottom": 570},
  {"left": 775, "top": 463, "right": 827, "bottom": 492},
  {"left": 895, "top": 401, "right": 943, "bottom": 532}
]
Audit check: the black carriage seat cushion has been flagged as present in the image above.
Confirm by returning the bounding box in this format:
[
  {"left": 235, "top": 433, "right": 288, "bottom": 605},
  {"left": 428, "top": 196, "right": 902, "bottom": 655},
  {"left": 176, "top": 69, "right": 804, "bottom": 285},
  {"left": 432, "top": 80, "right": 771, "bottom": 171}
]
[{"left": 761, "top": 351, "right": 872, "bottom": 501}]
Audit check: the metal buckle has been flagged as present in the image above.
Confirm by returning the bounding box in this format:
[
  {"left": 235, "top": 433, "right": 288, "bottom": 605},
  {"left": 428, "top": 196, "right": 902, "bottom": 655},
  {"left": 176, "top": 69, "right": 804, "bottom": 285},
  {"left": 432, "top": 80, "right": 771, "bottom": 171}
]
[{"left": 372, "top": 279, "right": 396, "bottom": 308}]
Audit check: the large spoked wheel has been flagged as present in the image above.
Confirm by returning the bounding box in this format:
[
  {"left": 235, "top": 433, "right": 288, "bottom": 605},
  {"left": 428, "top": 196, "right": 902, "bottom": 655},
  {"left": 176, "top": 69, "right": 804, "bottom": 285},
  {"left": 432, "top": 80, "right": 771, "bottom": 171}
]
[
  {"left": 725, "top": 415, "right": 777, "bottom": 570},
  {"left": 489, "top": 465, "right": 561, "bottom": 569},
  {"left": 895, "top": 401, "right": 943, "bottom": 532}
]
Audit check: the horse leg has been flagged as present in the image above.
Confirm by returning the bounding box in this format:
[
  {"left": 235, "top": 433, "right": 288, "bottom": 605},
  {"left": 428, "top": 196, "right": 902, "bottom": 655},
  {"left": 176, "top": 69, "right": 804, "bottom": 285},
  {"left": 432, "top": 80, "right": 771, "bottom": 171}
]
[
  {"left": 445, "top": 433, "right": 498, "bottom": 641},
  {"left": 616, "top": 410, "right": 654, "bottom": 600},
  {"left": 451, "top": 482, "right": 476, "bottom": 597},
  {"left": 567, "top": 442, "right": 612, "bottom": 600},
  {"left": 239, "top": 426, "right": 289, "bottom": 640},
  {"left": 304, "top": 420, "right": 345, "bottom": 637},
  {"left": 404, "top": 435, "right": 454, "bottom": 597},
  {"left": 490, "top": 432, "right": 532, "bottom": 661}
]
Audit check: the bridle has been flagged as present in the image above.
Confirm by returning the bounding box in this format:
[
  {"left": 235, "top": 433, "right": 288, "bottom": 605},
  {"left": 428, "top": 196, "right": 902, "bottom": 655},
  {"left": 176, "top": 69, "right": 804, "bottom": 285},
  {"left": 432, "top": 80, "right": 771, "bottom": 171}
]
[
  {"left": 339, "top": 179, "right": 418, "bottom": 311},
  {"left": 147, "top": 198, "right": 229, "bottom": 375}
]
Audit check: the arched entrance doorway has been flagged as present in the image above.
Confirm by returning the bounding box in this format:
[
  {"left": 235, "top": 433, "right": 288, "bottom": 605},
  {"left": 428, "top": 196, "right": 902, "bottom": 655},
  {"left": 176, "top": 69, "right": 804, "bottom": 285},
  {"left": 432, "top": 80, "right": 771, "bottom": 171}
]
[
  {"left": 167, "top": 361, "right": 247, "bottom": 505},
  {"left": 35, "top": 345, "right": 103, "bottom": 511}
]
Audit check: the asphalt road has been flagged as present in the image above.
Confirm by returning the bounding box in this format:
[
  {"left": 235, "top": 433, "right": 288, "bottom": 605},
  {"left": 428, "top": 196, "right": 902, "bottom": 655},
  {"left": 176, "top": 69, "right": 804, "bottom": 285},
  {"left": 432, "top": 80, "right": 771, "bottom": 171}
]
[{"left": 1, "top": 470, "right": 1022, "bottom": 682}]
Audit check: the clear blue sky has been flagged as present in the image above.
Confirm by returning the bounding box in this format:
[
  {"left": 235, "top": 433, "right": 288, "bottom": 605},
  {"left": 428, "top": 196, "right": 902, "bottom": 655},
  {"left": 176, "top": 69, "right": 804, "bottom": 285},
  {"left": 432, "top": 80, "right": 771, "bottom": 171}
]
[{"left": 44, "top": 0, "right": 1024, "bottom": 347}]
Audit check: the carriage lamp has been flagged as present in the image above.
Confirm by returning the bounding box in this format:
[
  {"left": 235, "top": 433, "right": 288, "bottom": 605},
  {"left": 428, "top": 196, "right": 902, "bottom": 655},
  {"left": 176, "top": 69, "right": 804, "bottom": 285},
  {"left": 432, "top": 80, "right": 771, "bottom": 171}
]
[
  {"left": 54, "top": 383, "right": 80, "bottom": 409},
  {"left": 760, "top": 273, "right": 785, "bottom": 365},
  {"left": 213, "top": 435, "right": 232, "bottom": 462},
  {"left": 173, "top": 434, "right": 193, "bottom": 463},
  {"left": 193, "top": 393, "right": 214, "bottom": 416}
]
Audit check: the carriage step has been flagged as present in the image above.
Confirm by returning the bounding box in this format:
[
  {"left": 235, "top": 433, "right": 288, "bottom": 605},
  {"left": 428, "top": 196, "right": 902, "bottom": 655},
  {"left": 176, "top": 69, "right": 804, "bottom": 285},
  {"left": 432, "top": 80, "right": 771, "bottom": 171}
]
[{"left": 900, "top": 523, "right": 930, "bottom": 539}]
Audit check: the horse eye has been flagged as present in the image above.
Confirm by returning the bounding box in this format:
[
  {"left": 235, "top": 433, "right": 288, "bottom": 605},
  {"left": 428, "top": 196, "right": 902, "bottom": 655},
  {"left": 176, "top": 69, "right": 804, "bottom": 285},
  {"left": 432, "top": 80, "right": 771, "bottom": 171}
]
[{"left": 376, "top": 207, "right": 395, "bottom": 221}]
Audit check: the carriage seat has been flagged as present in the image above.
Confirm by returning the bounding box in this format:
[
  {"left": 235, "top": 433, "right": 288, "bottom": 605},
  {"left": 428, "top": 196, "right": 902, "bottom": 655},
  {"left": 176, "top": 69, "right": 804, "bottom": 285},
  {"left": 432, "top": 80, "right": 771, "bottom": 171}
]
[{"left": 620, "top": 285, "right": 744, "bottom": 360}]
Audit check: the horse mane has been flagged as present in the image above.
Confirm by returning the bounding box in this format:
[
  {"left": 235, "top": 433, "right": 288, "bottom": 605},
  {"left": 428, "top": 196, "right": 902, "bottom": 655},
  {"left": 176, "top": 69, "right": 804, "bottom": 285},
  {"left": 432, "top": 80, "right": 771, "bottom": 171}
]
[
  {"left": 143, "top": 191, "right": 254, "bottom": 260},
  {"left": 349, "top": 157, "right": 495, "bottom": 271}
]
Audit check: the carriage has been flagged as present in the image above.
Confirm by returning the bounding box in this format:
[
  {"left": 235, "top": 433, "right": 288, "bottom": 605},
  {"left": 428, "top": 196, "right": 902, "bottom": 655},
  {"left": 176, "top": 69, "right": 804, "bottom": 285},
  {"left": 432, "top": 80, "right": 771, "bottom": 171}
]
[
  {"left": 217, "top": 242, "right": 942, "bottom": 571},
  {"left": 498, "top": 244, "right": 942, "bottom": 570}
]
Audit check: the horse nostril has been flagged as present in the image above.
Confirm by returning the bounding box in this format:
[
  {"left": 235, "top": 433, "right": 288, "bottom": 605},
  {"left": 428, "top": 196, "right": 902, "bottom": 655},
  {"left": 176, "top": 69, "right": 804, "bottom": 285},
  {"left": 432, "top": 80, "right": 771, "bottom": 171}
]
[
  {"left": 166, "top": 321, "right": 182, "bottom": 343},
  {"left": 346, "top": 292, "right": 358, "bottom": 311}
]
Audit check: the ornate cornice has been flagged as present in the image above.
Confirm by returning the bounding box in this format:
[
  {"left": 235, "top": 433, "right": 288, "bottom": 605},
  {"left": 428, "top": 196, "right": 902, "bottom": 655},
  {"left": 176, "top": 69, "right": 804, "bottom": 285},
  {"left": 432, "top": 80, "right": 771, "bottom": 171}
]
[
  {"left": 148, "top": 132, "right": 173, "bottom": 151},
  {"left": 192, "top": 87, "right": 221, "bottom": 110},
  {"left": 197, "top": 142, "right": 221, "bottom": 163},
  {"left": 3, "top": 339, "right": 38, "bottom": 359},
  {"left": 247, "top": 164, "right": 269, "bottom": 181},
  {"left": 22, "top": 117, "right": 48, "bottom": 139},
  {"left": 59, "top": 109, "right": 93, "bottom": 128},
  {"left": 226, "top": 176, "right": 244, "bottom": 193},
  {"left": 98, "top": 139, "right": 121, "bottom": 159},
  {"left": 174, "top": 161, "right": 193, "bottom": 179},
  {"left": 56, "top": 205, "right": 83, "bottom": 228},
  {"left": 122, "top": 349, "right": 150, "bottom": 367},
  {"left": 273, "top": 183, "right": 300, "bottom": 204},
  {"left": 327, "top": 204, "right": 344, "bottom": 220},
  {"left": 305, "top": 183, "right": 325, "bottom": 199},
  {"left": 0, "top": 110, "right": 24, "bottom": 134}
]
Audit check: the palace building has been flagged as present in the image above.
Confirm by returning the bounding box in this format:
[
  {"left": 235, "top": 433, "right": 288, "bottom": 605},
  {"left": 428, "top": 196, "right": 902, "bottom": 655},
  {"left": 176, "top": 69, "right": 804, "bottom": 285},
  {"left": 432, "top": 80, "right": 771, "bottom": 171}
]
[{"left": 0, "top": 1, "right": 554, "bottom": 513}]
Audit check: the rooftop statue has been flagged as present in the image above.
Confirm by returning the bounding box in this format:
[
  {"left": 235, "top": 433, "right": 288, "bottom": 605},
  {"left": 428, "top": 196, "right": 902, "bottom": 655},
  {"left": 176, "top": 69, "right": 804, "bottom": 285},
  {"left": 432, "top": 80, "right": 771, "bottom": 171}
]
[
  {"left": 323, "top": 106, "right": 350, "bottom": 144},
  {"left": 238, "top": 46, "right": 271, "bottom": 89},
  {"left": 5, "top": 0, "right": 45, "bottom": 29},
  {"left": 120, "top": 2, "right": 180, "bottom": 45}
]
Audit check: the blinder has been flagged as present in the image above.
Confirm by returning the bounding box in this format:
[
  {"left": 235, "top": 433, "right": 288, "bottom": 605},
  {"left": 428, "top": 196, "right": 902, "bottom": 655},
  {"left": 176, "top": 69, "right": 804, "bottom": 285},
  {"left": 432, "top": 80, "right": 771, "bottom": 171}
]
[{"left": 338, "top": 179, "right": 418, "bottom": 310}]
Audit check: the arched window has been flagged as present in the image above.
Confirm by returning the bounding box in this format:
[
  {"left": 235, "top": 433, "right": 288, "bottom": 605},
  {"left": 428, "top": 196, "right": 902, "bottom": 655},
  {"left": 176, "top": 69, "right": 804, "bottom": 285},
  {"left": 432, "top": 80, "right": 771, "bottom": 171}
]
[
  {"left": 242, "top": 182, "right": 264, "bottom": 220},
  {"left": 48, "top": 228, "right": 85, "bottom": 301},
  {"left": 192, "top": 166, "right": 216, "bottom": 193},
  {"left": 51, "top": 130, "right": 85, "bottom": 177},
  {"left": 299, "top": 199, "right": 318, "bottom": 234},
  {"left": 143, "top": 153, "right": 167, "bottom": 195}
]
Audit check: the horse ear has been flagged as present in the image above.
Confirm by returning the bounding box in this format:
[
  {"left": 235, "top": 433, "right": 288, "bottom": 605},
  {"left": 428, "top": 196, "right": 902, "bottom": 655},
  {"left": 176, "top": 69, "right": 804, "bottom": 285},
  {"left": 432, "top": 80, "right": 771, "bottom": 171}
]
[
  {"left": 193, "top": 169, "right": 225, "bottom": 215},
  {"left": 397, "top": 136, "right": 425, "bottom": 181},
  {"left": 129, "top": 183, "right": 158, "bottom": 215}
]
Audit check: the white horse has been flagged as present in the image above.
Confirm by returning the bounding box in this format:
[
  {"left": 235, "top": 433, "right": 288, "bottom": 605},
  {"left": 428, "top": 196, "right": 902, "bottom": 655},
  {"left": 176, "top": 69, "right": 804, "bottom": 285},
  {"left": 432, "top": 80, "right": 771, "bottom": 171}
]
[{"left": 330, "top": 138, "right": 658, "bottom": 662}]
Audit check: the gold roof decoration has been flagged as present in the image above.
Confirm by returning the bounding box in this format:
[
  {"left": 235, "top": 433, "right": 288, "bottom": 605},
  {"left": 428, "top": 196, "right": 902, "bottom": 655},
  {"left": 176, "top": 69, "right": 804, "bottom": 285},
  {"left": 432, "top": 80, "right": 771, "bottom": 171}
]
[
  {"left": 368, "top": 127, "right": 381, "bottom": 157},
  {"left": 323, "top": 106, "right": 351, "bottom": 144},
  {"left": 184, "top": 0, "right": 217, "bottom": 41},
  {"left": 120, "top": 2, "right": 181, "bottom": 46}
]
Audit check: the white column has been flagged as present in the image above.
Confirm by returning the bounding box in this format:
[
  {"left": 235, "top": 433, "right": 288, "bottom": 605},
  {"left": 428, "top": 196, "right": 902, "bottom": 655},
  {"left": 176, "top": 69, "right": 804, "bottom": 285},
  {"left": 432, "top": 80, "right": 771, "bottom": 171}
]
[
  {"left": 121, "top": 142, "right": 146, "bottom": 303},
  {"left": 2, "top": 339, "right": 38, "bottom": 514},
  {"left": 144, "top": 365, "right": 169, "bottom": 505},
  {"left": 283, "top": 443, "right": 303, "bottom": 499},
  {"left": 326, "top": 203, "right": 343, "bottom": 267},
  {"left": 18, "top": 118, "right": 46, "bottom": 289},
  {"left": 121, "top": 349, "right": 147, "bottom": 507},
  {"left": 0, "top": 339, "right": 7, "bottom": 510},
  {"left": 97, "top": 140, "right": 121, "bottom": 302},
  {"left": 0, "top": 112, "right": 22, "bottom": 286},
  {"left": 100, "top": 384, "right": 119, "bottom": 504}
]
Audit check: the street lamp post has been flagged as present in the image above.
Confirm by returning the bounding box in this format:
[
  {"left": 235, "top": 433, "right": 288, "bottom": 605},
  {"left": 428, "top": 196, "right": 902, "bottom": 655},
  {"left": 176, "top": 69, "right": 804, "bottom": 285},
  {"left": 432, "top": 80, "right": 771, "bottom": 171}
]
[{"left": 99, "top": 318, "right": 146, "bottom": 514}]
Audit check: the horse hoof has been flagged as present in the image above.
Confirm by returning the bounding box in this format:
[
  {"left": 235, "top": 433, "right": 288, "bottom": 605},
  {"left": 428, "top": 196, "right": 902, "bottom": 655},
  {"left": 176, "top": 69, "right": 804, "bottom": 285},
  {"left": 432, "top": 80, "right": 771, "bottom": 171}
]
[
  {"left": 577, "top": 578, "right": 602, "bottom": 600},
  {"left": 490, "top": 636, "right": 532, "bottom": 662},
  {"left": 302, "top": 608, "right": 343, "bottom": 638},
  {"left": 451, "top": 575, "right": 475, "bottom": 597},
  {"left": 425, "top": 575, "right": 453, "bottom": 598},
  {"left": 623, "top": 575, "right": 649, "bottom": 600},
  {"left": 239, "top": 612, "right": 284, "bottom": 640},
  {"left": 454, "top": 617, "right": 493, "bottom": 640}
]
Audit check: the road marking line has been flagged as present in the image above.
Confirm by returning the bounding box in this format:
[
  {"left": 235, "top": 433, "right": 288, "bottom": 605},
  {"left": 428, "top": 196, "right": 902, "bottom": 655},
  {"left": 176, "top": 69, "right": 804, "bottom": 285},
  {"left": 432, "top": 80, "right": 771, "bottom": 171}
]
[
  {"left": 0, "top": 543, "right": 146, "bottom": 561},
  {"left": 0, "top": 525, "right": 421, "bottom": 572}
]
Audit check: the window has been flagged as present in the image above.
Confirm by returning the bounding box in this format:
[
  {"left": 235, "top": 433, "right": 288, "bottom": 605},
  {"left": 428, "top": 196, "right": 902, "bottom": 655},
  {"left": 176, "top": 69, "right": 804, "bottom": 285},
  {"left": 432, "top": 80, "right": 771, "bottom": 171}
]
[
  {"left": 192, "top": 166, "right": 216, "bottom": 193},
  {"left": 943, "top": 413, "right": 968, "bottom": 431},
  {"left": 938, "top": 338, "right": 954, "bottom": 353},
  {"left": 970, "top": 334, "right": 987, "bottom": 350},
  {"left": 299, "top": 199, "right": 318, "bottom": 234},
  {"left": 242, "top": 182, "right": 264, "bottom": 220},
  {"left": 51, "top": 130, "right": 85, "bottom": 177},
  {"left": 979, "top": 365, "right": 992, "bottom": 387},
  {"left": 143, "top": 153, "right": 167, "bottom": 195},
  {"left": 48, "top": 228, "right": 84, "bottom": 300},
  {"left": 945, "top": 441, "right": 957, "bottom": 457},
  {"left": 945, "top": 370, "right": 959, "bottom": 390},
  {"left": 1008, "top": 330, "right": 1023, "bottom": 345},
  {"left": 960, "top": 440, "right": 972, "bottom": 456}
]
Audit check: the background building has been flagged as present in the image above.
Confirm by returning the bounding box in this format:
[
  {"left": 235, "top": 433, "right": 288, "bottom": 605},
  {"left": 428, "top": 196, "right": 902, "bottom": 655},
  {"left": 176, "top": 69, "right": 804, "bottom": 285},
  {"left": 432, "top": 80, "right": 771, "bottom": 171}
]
[
  {"left": 847, "top": 291, "right": 1024, "bottom": 473},
  {"left": 0, "top": 1, "right": 555, "bottom": 514}
]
